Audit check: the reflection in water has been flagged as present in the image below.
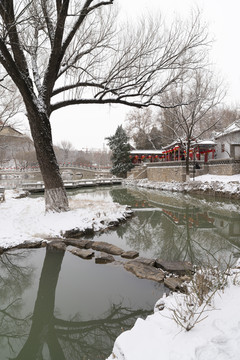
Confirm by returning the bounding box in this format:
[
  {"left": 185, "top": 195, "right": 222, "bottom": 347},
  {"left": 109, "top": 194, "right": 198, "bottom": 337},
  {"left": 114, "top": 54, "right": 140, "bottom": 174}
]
[
  {"left": 1, "top": 186, "right": 240, "bottom": 358},
  {"left": 0, "top": 251, "right": 33, "bottom": 355},
  {"left": 110, "top": 187, "right": 240, "bottom": 266},
  {"left": 0, "top": 247, "right": 155, "bottom": 360}
]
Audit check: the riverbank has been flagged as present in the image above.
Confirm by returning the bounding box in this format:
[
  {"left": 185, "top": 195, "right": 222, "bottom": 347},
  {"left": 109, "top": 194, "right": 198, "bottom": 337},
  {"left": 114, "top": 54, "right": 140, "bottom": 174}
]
[
  {"left": 124, "top": 174, "right": 240, "bottom": 199},
  {"left": 107, "top": 263, "right": 240, "bottom": 360},
  {"left": 0, "top": 189, "right": 132, "bottom": 249}
]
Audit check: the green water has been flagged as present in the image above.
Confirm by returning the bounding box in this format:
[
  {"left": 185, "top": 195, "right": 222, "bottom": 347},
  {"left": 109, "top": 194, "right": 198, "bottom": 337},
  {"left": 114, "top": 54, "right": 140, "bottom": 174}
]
[{"left": 0, "top": 186, "right": 240, "bottom": 359}]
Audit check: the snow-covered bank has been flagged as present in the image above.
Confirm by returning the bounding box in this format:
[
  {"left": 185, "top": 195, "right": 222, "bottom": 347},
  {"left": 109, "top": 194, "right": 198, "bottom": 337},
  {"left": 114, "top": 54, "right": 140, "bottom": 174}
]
[
  {"left": 124, "top": 174, "right": 240, "bottom": 199},
  {"left": 107, "top": 265, "right": 240, "bottom": 360},
  {"left": 0, "top": 190, "right": 132, "bottom": 249}
]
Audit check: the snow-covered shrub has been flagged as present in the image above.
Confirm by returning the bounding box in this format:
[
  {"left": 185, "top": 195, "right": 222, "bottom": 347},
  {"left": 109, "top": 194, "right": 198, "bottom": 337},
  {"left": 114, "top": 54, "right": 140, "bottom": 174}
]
[{"left": 164, "top": 264, "right": 230, "bottom": 331}]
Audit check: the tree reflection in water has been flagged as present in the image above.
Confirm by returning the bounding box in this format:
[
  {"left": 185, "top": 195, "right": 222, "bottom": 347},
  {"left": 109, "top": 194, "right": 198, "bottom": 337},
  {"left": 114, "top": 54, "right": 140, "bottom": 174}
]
[
  {"left": 0, "top": 251, "right": 33, "bottom": 353},
  {"left": 0, "top": 247, "right": 151, "bottom": 360},
  {"left": 110, "top": 187, "right": 240, "bottom": 267}
]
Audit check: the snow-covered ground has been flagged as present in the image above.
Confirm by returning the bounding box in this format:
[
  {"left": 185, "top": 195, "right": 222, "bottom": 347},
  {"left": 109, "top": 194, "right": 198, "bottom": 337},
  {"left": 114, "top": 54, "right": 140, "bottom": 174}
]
[
  {"left": 107, "top": 266, "right": 240, "bottom": 360},
  {"left": 0, "top": 190, "right": 131, "bottom": 249},
  {"left": 194, "top": 174, "right": 240, "bottom": 183},
  {"left": 125, "top": 173, "right": 240, "bottom": 197}
]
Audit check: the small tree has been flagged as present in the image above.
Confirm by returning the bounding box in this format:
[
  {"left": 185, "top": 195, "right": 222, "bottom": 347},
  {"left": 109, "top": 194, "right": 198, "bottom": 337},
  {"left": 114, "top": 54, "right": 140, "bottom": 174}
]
[
  {"left": 106, "top": 125, "right": 134, "bottom": 178},
  {"left": 160, "top": 69, "right": 224, "bottom": 178},
  {"left": 125, "top": 108, "right": 163, "bottom": 150}
]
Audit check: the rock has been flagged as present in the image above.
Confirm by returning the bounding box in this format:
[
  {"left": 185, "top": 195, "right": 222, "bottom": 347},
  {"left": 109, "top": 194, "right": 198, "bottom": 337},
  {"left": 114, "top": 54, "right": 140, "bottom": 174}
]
[
  {"left": 179, "top": 275, "right": 192, "bottom": 283},
  {"left": 47, "top": 240, "right": 67, "bottom": 251},
  {"left": 84, "top": 227, "right": 95, "bottom": 236},
  {"left": 155, "top": 259, "right": 193, "bottom": 275},
  {"left": 108, "top": 220, "right": 120, "bottom": 227},
  {"left": 95, "top": 252, "right": 115, "bottom": 264},
  {"left": 125, "top": 210, "right": 133, "bottom": 218},
  {"left": 69, "top": 247, "right": 94, "bottom": 259},
  {"left": 0, "top": 248, "right": 4, "bottom": 255},
  {"left": 124, "top": 261, "right": 164, "bottom": 282},
  {"left": 14, "top": 190, "right": 29, "bottom": 199},
  {"left": 62, "top": 228, "right": 84, "bottom": 238},
  {"left": 64, "top": 239, "right": 93, "bottom": 249},
  {"left": 121, "top": 250, "right": 139, "bottom": 259},
  {"left": 62, "top": 226, "right": 94, "bottom": 238},
  {"left": 91, "top": 241, "right": 124, "bottom": 255},
  {"left": 129, "top": 257, "right": 155, "bottom": 267},
  {"left": 164, "top": 277, "right": 186, "bottom": 293},
  {"left": 17, "top": 240, "right": 43, "bottom": 249}
]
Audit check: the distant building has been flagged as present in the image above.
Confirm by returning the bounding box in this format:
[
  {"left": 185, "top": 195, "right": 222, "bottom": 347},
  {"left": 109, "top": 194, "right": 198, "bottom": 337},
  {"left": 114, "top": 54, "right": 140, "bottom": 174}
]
[
  {"left": 214, "top": 120, "right": 240, "bottom": 160},
  {"left": 0, "top": 121, "right": 35, "bottom": 166},
  {"left": 130, "top": 139, "right": 216, "bottom": 164}
]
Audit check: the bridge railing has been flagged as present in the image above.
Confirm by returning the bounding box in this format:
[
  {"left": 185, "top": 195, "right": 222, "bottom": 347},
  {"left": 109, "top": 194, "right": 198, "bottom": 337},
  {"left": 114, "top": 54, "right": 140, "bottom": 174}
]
[{"left": 0, "top": 163, "right": 111, "bottom": 172}]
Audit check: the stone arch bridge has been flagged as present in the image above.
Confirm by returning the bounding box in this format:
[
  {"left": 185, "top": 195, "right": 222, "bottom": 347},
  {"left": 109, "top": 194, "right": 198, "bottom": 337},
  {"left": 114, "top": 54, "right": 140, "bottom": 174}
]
[{"left": 0, "top": 165, "right": 111, "bottom": 181}]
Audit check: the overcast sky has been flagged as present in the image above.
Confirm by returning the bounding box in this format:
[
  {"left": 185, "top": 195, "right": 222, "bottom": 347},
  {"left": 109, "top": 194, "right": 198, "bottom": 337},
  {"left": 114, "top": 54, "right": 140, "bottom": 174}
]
[{"left": 48, "top": 0, "right": 240, "bottom": 151}]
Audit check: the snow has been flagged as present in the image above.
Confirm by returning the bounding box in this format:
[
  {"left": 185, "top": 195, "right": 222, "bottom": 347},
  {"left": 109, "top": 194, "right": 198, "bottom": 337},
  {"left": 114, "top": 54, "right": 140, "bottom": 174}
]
[
  {"left": 107, "top": 271, "right": 240, "bottom": 360},
  {"left": 125, "top": 173, "right": 240, "bottom": 198},
  {"left": 194, "top": 174, "right": 240, "bottom": 183},
  {"left": 0, "top": 190, "right": 131, "bottom": 249}
]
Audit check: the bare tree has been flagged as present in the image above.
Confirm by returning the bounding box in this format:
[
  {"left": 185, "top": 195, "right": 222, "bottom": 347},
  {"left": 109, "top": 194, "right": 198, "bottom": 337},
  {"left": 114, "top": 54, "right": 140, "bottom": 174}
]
[
  {"left": 59, "top": 140, "right": 75, "bottom": 163},
  {"left": 203, "top": 105, "right": 240, "bottom": 137},
  {"left": 160, "top": 69, "right": 225, "bottom": 177},
  {"left": 0, "top": 2, "right": 209, "bottom": 211},
  {"left": 125, "top": 108, "right": 163, "bottom": 149},
  {"left": 0, "top": 79, "right": 23, "bottom": 132}
]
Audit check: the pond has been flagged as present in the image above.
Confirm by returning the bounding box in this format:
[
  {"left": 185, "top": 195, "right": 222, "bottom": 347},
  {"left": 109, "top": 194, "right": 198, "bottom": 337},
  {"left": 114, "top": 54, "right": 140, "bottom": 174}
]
[{"left": 1, "top": 186, "right": 240, "bottom": 359}]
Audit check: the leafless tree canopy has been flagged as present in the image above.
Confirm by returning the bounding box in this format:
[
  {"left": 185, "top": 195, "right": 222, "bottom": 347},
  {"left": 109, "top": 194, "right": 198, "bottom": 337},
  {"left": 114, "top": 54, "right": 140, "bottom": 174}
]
[
  {"left": 125, "top": 108, "right": 163, "bottom": 149},
  {"left": 0, "top": 2, "right": 209, "bottom": 112},
  {"left": 0, "top": 1, "right": 211, "bottom": 211},
  {"left": 0, "top": 78, "right": 23, "bottom": 133},
  {"left": 160, "top": 69, "right": 225, "bottom": 141}
]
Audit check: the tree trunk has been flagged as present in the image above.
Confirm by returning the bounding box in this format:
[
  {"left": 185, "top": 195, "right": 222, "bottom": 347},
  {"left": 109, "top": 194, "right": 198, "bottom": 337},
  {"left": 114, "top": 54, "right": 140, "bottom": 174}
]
[
  {"left": 26, "top": 106, "right": 69, "bottom": 212},
  {"left": 185, "top": 139, "right": 190, "bottom": 181}
]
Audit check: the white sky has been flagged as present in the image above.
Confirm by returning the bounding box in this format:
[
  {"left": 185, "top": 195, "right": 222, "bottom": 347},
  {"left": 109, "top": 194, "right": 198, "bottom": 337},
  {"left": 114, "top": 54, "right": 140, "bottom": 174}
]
[{"left": 48, "top": 0, "right": 240, "bottom": 150}]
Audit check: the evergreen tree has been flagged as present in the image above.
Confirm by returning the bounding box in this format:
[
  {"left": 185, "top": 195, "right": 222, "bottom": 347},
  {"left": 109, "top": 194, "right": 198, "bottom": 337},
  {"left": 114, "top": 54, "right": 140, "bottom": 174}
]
[{"left": 106, "top": 126, "right": 134, "bottom": 178}]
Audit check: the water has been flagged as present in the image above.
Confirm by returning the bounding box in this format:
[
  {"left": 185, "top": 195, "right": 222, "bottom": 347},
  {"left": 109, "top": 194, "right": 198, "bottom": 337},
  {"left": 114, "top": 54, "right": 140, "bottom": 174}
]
[
  {"left": 84, "top": 186, "right": 240, "bottom": 267},
  {"left": 0, "top": 186, "right": 240, "bottom": 359}
]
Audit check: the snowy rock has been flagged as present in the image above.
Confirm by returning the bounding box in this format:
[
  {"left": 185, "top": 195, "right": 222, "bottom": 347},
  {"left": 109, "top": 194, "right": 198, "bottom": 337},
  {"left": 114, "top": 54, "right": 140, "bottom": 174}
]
[
  {"left": 121, "top": 250, "right": 139, "bottom": 259},
  {"left": 108, "top": 220, "right": 121, "bottom": 227},
  {"left": 47, "top": 240, "right": 67, "bottom": 251},
  {"left": 64, "top": 238, "right": 93, "bottom": 249},
  {"left": 92, "top": 241, "right": 124, "bottom": 255},
  {"left": 95, "top": 252, "right": 115, "bottom": 264},
  {"left": 129, "top": 257, "right": 156, "bottom": 266},
  {"left": 164, "top": 277, "right": 186, "bottom": 292},
  {"left": 124, "top": 261, "right": 164, "bottom": 282},
  {"left": 62, "top": 226, "right": 94, "bottom": 238},
  {"left": 17, "top": 240, "right": 43, "bottom": 249},
  {"left": 69, "top": 247, "right": 94, "bottom": 259},
  {"left": 155, "top": 259, "right": 194, "bottom": 275}
]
